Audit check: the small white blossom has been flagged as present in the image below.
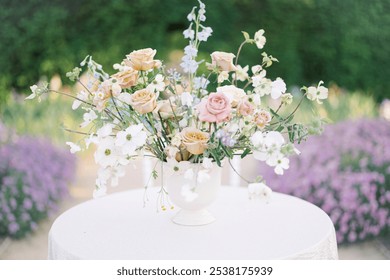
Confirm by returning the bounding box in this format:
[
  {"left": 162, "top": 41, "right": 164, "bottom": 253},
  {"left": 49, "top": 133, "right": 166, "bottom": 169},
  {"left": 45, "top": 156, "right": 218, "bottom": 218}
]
[
  {"left": 267, "top": 153, "right": 290, "bottom": 175},
  {"left": 178, "top": 118, "right": 188, "bottom": 128},
  {"left": 262, "top": 52, "right": 278, "bottom": 67},
  {"left": 254, "top": 78, "right": 272, "bottom": 97},
  {"left": 251, "top": 65, "right": 263, "bottom": 75},
  {"left": 115, "top": 124, "right": 147, "bottom": 155},
  {"left": 194, "top": 76, "right": 210, "bottom": 90},
  {"left": 281, "top": 93, "right": 293, "bottom": 105},
  {"left": 232, "top": 65, "right": 249, "bottom": 81},
  {"left": 218, "top": 71, "right": 229, "bottom": 83},
  {"left": 252, "top": 71, "right": 267, "bottom": 88},
  {"left": 248, "top": 182, "right": 272, "bottom": 202},
  {"left": 117, "top": 92, "right": 132, "bottom": 104},
  {"left": 66, "top": 142, "right": 81, "bottom": 154},
  {"left": 146, "top": 74, "right": 165, "bottom": 93},
  {"left": 197, "top": 27, "right": 213, "bottom": 41},
  {"left": 187, "top": 7, "right": 196, "bottom": 21},
  {"left": 180, "top": 56, "right": 198, "bottom": 74},
  {"left": 72, "top": 90, "right": 89, "bottom": 110},
  {"left": 184, "top": 44, "right": 198, "bottom": 57},
  {"left": 181, "top": 91, "right": 194, "bottom": 106},
  {"left": 271, "top": 77, "right": 286, "bottom": 99},
  {"left": 80, "top": 109, "right": 98, "bottom": 128},
  {"left": 254, "top": 29, "right": 266, "bottom": 49},
  {"left": 165, "top": 146, "right": 180, "bottom": 159},
  {"left": 171, "top": 134, "right": 182, "bottom": 147},
  {"left": 94, "top": 137, "right": 119, "bottom": 168},
  {"left": 183, "top": 28, "right": 195, "bottom": 40},
  {"left": 306, "top": 81, "right": 328, "bottom": 104}
]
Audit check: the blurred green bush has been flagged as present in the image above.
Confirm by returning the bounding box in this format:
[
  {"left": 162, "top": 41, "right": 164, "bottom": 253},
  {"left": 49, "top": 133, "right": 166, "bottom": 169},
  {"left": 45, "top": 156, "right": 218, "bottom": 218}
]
[{"left": 0, "top": 0, "right": 389, "bottom": 106}]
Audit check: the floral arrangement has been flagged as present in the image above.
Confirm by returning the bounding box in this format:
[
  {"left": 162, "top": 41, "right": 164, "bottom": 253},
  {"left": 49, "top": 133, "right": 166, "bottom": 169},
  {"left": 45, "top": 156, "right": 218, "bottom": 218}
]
[
  {"left": 27, "top": 1, "right": 328, "bottom": 204},
  {"left": 260, "top": 119, "right": 390, "bottom": 243},
  {"left": 0, "top": 124, "right": 76, "bottom": 238}
]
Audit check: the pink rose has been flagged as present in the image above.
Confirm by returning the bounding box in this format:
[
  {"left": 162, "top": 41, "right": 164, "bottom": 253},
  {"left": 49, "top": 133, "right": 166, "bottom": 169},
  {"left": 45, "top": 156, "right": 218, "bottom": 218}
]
[{"left": 197, "top": 92, "right": 232, "bottom": 123}]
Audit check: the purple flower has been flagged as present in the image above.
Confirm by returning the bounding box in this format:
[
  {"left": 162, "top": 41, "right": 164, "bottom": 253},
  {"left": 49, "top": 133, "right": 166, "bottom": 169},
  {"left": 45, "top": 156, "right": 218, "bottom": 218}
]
[
  {"left": 1, "top": 124, "right": 76, "bottom": 239},
  {"left": 259, "top": 118, "right": 390, "bottom": 244}
]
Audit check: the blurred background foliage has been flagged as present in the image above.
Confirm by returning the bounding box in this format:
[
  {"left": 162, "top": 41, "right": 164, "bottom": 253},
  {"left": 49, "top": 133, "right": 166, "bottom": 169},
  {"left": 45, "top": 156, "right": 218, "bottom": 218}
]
[{"left": 0, "top": 0, "right": 389, "bottom": 107}]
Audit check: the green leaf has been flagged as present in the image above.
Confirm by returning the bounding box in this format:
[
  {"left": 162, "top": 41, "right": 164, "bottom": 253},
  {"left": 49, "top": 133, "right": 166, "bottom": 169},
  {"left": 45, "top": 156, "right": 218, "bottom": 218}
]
[
  {"left": 241, "top": 148, "right": 251, "bottom": 159},
  {"left": 242, "top": 31, "right": 250, "bottom": 41},
  {"left": 210, "top": 149, "right": 222, "bottom": 167}
]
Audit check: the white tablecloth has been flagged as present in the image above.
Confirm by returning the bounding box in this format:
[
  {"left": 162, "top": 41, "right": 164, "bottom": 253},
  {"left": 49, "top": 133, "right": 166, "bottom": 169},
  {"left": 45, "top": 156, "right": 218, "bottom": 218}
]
[{"left": 48, "top": 187, "right": 338, "bottom": 260}]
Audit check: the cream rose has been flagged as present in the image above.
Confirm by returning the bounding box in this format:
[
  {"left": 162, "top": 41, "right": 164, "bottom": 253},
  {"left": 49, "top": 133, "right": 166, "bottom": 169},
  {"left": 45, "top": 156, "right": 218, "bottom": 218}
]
[
  {"left": 129, "top": 89, "right": 157, "bottom": 114},
  {"left": 210, "top": 51, "right": 236, "bottom": 72},
  {"left": 254, "top": 110, "right": 272, "bottom": 129},
  {"left": 153, "top": 100, "right": 177, "bottom": 119},
  {"left": 125, "top": 48, "right": 161, "bottom": 71},
  {"left": 112, "top": 68, "right": 138, "bottom": 89},
  {"left": 217, "top": 85, "right": 246, "bottom": 107},
  {"left": 180, "top": 127, "right": 209, "bottom": 155}
]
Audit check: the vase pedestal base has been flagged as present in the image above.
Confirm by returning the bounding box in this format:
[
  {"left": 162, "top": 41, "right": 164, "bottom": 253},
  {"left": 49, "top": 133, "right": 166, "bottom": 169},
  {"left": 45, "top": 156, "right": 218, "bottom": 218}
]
[{"left": 171, "top": 209, "right": 216, "bottom": 226}]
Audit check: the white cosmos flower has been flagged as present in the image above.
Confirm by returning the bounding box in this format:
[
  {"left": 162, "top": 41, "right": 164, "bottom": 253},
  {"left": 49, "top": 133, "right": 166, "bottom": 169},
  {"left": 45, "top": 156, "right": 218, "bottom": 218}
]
[
  {"left": 80, "top": 109, "right": 98, "bottom": 128},
  {"left": 254, "top": 78, "right": 272, "bottom": 97},
  {"left": 266, "top": 153, "right": 290, "bottom": 175},
  {"left": 248, "top": 182, "right": 272, "bottom": 202},
  {"left": 181, "top": 91, "right": 193, "bottom": 106},
  {"left": 232, "top": 65, "right": 249, "bottom": 81},
  {"left": 115, "top": 124, "right": 147, "bottom": 155},
  {"left": 254, "top": 29, "right": 266, "bottom": 49},
  {"left": 96, "top": 124, "right": 114, "bottom": 139},
  {"left": 252, "top": 71, "right": 267, "bottom": 88},
  {"left": 66, "top": 142, "right": 81, "bottom": 154},
  {"left": 271, "top": 77, "right": 286, "bottom": 99},
  {"left": 307, "top": 81, "right": 328, "bottom": 104},
  {"left": 250, "top": 131, "right": 265, "bottom": 148},
  {"left": 72, "top": 90, "right": 89, "bottom": 110},
  {"left": 146, "top": 74, "right": 165, "bottom": 93},
  {"left": 94, "top": 137, "right": 120, "bottom": 168}
]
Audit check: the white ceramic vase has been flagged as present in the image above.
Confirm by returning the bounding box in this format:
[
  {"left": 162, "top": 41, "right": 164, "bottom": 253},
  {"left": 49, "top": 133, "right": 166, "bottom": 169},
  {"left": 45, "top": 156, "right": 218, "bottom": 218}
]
[{"left": 163, "top": 161, "right": 221, "bottom": 226}]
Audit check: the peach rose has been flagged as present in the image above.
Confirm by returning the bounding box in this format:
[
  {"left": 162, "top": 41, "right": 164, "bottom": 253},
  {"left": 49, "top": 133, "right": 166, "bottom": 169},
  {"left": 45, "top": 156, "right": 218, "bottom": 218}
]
[
  {"left": 254, "top": 110, "right": 272, "bottom": 129},
  {"left": 197, "top": 92, "right": 232, "bottom": 123},
  {"left": 129, "top": 89, "right": 157, "bottom": 114},
  {"left": 153, "top": 100, "right": 176, "bottom": 119},
  {"left": 210, "top": 51, "right": 236, "bottom": 72},
  {"left": 181, "top": 128, "right": 209, "bottom": 155},
  {"left": 217, "top": 85, "right": 246, "bottom": 107},
  {"left": 112, "top": 68, "right": 138, "bottom": 89},
  {"left": 238, "top": 98, "right": 254, "bottom": 116},
  {"left": 125, "top": 48, "right": 161, "bottom": 71}
]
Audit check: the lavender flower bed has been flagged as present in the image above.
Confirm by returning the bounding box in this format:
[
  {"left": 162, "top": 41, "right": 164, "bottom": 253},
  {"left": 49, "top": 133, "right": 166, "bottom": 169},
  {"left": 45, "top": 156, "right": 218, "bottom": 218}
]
[
  {"left": 260, "top": 119, "right": 390, "bottom": 243},
  {"left": 0, "top": 126, "right": 76, "bottom": 238}
]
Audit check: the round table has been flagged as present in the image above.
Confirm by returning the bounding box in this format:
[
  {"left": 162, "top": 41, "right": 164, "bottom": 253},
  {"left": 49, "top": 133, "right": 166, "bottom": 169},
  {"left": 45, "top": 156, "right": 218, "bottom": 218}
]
[{"left": 48, "top": 187, "right": 338, "bottom": 260}]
